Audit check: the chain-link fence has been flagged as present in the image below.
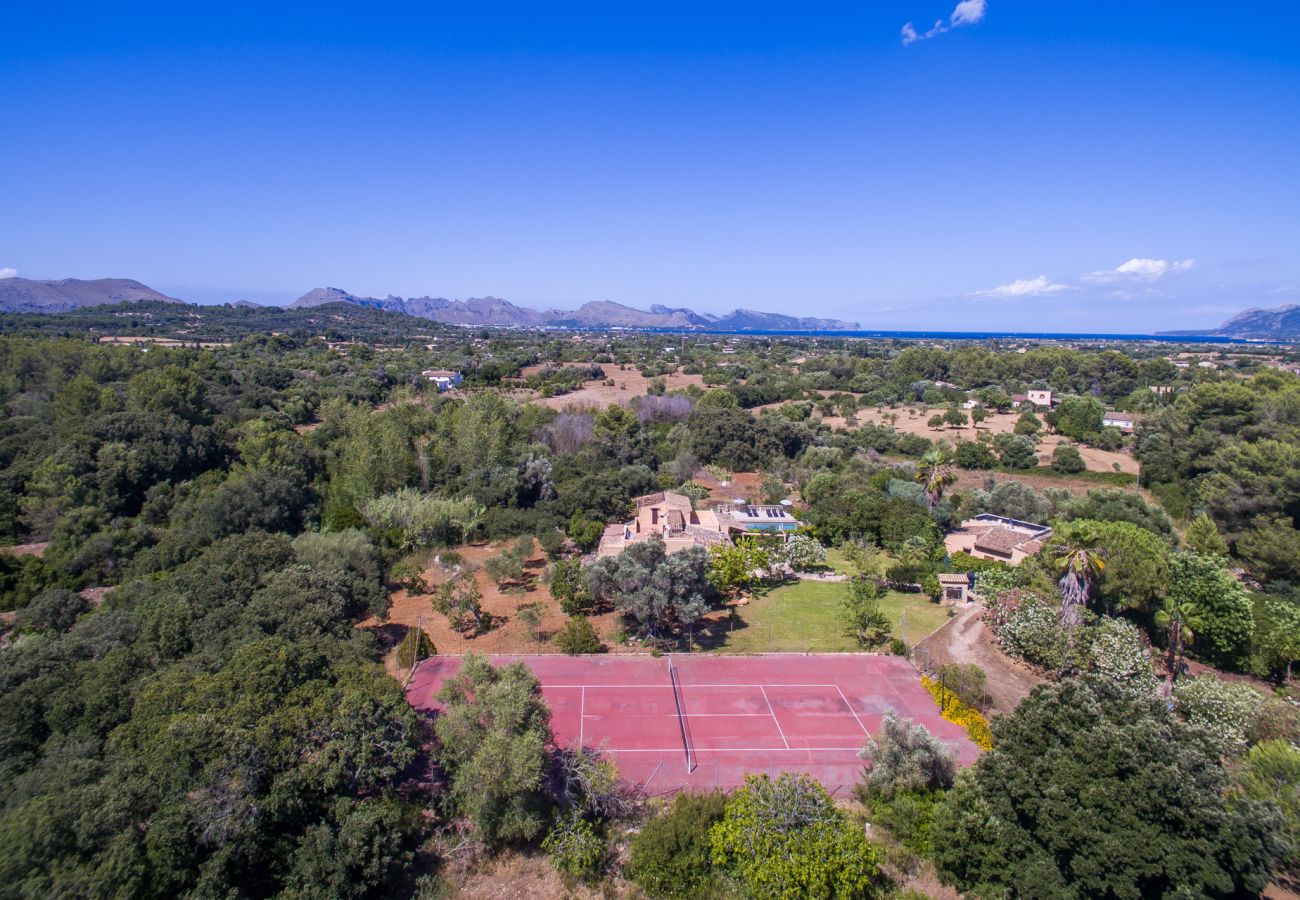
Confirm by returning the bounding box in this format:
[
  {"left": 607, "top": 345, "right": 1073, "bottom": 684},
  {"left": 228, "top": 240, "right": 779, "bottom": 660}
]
[{"left": 910, "top": 645, "right": 992, "bottom": 713}]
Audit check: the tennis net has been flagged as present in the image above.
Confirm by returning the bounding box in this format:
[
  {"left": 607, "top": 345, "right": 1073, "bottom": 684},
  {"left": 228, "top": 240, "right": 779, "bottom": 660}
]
[{"left": 667, "top": 658, "right": 695, "bottom": 772}]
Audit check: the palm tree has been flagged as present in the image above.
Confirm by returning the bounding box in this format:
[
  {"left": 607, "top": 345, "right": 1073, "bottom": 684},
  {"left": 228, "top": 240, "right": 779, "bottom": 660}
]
[
  {"left": 917, "top": 447, "right": 956, "bottom": 510},
  {"left": 1155, "top": 594, "right": 1200, "bottom": 687},
  {"left": 1051, "top": 528, "right": 1104, "bottom": 627}
]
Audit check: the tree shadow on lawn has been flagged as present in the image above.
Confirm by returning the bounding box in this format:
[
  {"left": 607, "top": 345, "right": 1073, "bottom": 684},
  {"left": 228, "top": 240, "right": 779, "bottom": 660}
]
[{"left": 685, "top": 611, "right": 750, "bottom": 651}]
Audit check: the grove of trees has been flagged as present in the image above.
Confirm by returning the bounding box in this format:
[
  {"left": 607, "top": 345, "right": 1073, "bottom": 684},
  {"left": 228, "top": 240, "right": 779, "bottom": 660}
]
[{"left": 1, "top": 315, "right": 1297, "bottom": 895}]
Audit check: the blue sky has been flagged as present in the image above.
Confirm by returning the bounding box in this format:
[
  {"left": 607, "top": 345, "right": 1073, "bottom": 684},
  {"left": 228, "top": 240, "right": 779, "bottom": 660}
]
[{"left": 3, "top": 1, "right": 1298, "bottom": 331}]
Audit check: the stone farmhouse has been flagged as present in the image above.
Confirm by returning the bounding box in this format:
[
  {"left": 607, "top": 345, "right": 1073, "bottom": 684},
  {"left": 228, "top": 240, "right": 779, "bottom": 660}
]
[
  {"left": 944, "top": 513, "right": 1052, "bottom": 565},
  {"left": 1102, "top": 411, "right": 1135, "bottom": 431},
  {"left": 596, "top": 491, "right": 799, "bottom": 558}
]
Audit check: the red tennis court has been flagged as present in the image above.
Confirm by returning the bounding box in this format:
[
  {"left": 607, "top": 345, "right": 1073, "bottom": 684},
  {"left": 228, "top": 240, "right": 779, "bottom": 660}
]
[{"left": 407, "top": 654, "right": 980, "bottom": 794}]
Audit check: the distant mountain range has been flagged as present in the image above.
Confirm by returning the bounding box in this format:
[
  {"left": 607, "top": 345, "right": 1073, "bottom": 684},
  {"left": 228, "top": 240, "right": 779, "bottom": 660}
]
[
  {"left": 0, "top": 276, "right": 861, "bottom": 331},
  {"left": 0, "top": 277, "right": 182, "bottom": 313},
  {"left": 290, "top": 287, "right": 861, "bottom": 331},
  {"left": 1160, "top": 304, "right": 1300, "bottom": 340},
  {"left": 25, "top": 277, "right": 1297, "bottom": 340}
]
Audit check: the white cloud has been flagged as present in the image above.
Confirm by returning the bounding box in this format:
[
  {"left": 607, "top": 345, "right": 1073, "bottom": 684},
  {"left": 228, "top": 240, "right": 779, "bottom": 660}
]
[
  {"left": 0, "top": 268, "right": 17, "bottom": 280},
  {"left": 1083, "top": 257, "right": 1196, "bottom": 284},
  {"left": 967, "top": 254, "right": 1198, "bottom": 303},
  {"left": 950, "top": 0, "right": 988, "bottom": 27},
  {"left": 973, "top": 275, "right": 1071, "bottom": 299},
  {"left": 901, "top": 20, "right": 944, "bottom": 45},
  {"left": 902, "top": 0, "right": 987, "bottom": 45}
]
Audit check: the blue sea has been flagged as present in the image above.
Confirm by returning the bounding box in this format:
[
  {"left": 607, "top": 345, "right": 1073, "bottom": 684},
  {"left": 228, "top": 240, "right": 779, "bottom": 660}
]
[{"left": 642, "top": 328, "right": 1287, "bottom": 345}]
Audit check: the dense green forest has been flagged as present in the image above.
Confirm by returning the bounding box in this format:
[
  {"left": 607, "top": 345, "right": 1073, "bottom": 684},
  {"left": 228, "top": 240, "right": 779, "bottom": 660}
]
[
  {"left": 1, "top": 312, "right": 1297, "bottom": 896},
  {"left": 0, "top": 300, "right": 453, "bottom": 344}
]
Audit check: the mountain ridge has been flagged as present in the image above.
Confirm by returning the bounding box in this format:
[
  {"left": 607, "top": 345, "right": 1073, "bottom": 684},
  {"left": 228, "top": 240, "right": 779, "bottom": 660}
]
[
  {"left": 1159, "top": 303, "right": 1300, "bottom": 339},
  {"left": 0, "top": 277, "right": 182, "bottom": 313},
  {"left": 0, "top": 278, "right": 860, "bottom": 330},
  {"left": 289, "top": 287, "right": 861, "bottom": 331}
]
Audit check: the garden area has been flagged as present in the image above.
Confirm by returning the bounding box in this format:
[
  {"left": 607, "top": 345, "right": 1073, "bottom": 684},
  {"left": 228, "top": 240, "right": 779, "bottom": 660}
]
[{"left": 713, "top": 579, "right": 952, "bottom": 654}]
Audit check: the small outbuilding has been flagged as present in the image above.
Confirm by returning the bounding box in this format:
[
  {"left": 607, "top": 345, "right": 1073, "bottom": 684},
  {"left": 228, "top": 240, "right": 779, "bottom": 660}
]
[{"left": 938, "top": 573, "right": 972, "bottom": 605}]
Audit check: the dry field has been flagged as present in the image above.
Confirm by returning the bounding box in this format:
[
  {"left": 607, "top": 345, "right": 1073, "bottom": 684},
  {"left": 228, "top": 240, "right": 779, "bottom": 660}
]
[
  {"left": 98, "top": 335, "right": 232, "bottom": 348},
  {"left": 690, "top": 468, "right": 769, "bottom": 503},
  {"left": 518, "top": 362, "right": 707, "bottom": 410},
  {"left": 771, "top": 404, "right": 1139, "bottom": 475},
  {"left": 948, "top": 467, "right": 1122, "bottom": 497},
  {"left": 862, "top": 408, "right": 1138, "bottom": 475}
]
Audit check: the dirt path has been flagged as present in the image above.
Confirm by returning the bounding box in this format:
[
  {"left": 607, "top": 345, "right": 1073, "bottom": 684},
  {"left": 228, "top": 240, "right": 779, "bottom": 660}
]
[{"left": 913, "top": 604, "right": 1044, "bottom": 715}]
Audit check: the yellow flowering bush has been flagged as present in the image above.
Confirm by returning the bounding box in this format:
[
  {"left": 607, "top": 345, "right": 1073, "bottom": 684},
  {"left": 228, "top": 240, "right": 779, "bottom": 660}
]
[{"left": 922, "top": 676, "right": 994, "bottom": 751}]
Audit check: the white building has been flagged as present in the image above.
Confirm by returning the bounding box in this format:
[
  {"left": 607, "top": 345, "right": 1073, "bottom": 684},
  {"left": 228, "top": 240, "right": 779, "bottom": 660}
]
[{"left": 421, "top": 369, "right": 463, "bottom": 391}]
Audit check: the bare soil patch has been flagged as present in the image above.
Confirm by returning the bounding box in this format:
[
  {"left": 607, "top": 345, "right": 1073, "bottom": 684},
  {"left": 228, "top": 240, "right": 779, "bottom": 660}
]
[
  {"left": 690, "top": 468, "right": 768, "bottom": 503},
  {"left": 519, "top": 363, "right": 705, "bottom": 411},
  {"left": 360, "top": 541, "right": 624, "bottom": 656},
  {"left": 79, "top": 586, "right": 113, "bottom": 607},
  {"left": 438, "top": 849, "right": 632, "bottom": 899},
  {"left": 1, "top": 542, "right": 49, "bottom": 557}
]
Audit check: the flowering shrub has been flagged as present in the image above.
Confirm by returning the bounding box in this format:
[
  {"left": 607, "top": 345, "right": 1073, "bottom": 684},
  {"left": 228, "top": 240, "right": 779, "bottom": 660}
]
[
  {"left": 984, "top": 588, "right": 1036, "bottom": 638},
  {"left": 922, "top": 676, "right": 994, "bottom": 751},
  {"left": 1173, "top": 675, "right": 1264, "bottom": 757},
  {"left": 985, "top": 590, "right": 1069, "bottom": 670},
  {"left": 1084, "top": 617, "right": 1157, "bottom": 698},
  {"left": 777, "top": 534, "right": 828, "bottom": 572}
]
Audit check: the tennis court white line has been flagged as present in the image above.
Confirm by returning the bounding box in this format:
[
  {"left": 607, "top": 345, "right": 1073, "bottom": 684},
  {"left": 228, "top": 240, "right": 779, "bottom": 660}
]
[
  {"left": 540, "top": 683, "right": 842, "bottom": 689},
  {"left": 579, "top": 686, "right": 585, "bottom": 745},
  {"left": 758, "top": 685, "right": 790, "bottom": 750},
  {"left": 580, "top": 712, "right": 778, "bottom": 718},
  {"left": 589, "top": 747, "right": 866, "bottom": 753},
  {"left": 834, "top": 684, "right": 870, "bottom": 736}
]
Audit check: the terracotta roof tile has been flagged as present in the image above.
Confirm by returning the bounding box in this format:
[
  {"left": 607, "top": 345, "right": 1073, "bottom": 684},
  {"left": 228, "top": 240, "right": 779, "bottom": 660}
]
[{"left": 973, "top": 527, "right": 1031, "bottom": 555}]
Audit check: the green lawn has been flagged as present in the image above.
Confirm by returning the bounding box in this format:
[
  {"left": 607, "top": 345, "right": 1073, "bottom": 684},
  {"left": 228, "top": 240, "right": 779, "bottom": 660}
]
[
  {"left": 821, "top": 546, "right": 859, "bottom": 576},
  {"left": 712, "top": 579, "right": 952, "bottom": 654},
  {"left": 820, "top": 545, "right": 896, "bottom": 578}
]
